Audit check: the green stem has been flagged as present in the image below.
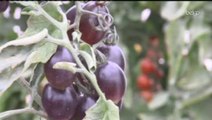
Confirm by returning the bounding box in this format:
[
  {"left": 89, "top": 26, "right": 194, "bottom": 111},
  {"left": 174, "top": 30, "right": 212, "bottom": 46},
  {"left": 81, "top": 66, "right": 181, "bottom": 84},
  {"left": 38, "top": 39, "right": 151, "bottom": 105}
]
[
  {"left": 30, "top": 74, "right": 44, "bottom": 108},
  {"left": 0, "top": 107, "right": 47, "bottom": 120},
  {"left": 74, "top": 2, "right": 83, "bottom": 31}
]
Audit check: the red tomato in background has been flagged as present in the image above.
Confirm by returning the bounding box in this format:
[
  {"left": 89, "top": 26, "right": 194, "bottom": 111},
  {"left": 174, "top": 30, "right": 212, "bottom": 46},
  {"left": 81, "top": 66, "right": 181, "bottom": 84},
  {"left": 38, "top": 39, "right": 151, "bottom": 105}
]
[
  {"left": 140, "top": 58, "right": 156, "bottom": 75},
  {"left": 137, "top": 74, "right": 153, "bottom": 90}
]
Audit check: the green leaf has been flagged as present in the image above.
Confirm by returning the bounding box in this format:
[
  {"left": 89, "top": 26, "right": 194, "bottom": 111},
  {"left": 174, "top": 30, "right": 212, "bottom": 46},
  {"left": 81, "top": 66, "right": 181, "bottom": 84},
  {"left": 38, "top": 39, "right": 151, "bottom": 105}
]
[
  {"left": 0, "top": 53, "right": 28, "bottom": 73},
  {"left": 28, "top": 64, "right": 43, "bottom": 107},
  {"left": 0, "top": 2, "right": 62, "bottom": 96},
  {"left": 198, "top": 35, "right": 212, "bottom": 65},
  {"left": 138, "top": 113, "right": 166, "bottom": 120},
  {"left": 53, "top": 62, "right": 77, "bottom": 74},
  {"left": 0, "top": 47, "right": 32, "bottom": 96},
  {"left": 80, "top": 43, "right": 97, "bottom": 71},
  {"left": 13, "top": 1, "right": 39, "bottom": 7},
  {"left": 0, "top": 64, "right": 24, "bottom": 96},
  {"left": 177, "top": 42, "right": 211, "bottom": 90},
  {"left": 189, "top": 13, "right": 210, "bottom": 41},
  {"left": 84, "top": 98, "right": 120, "bottom": 120},
  {"left": 23, "top": 41, "right": 57, "bottom": 72},
  {"left": 165, "top": 20, "right": 186, "bottom": 67},
  {"left": 148, "top": 92, "right": 169, "bottom": 110},
  {"left": 165, "top": 20, "right": 186, "bottom": 85},
  {"left": 185, "top": 97, "right": 212, "bottom": 120},
  {"left": 0, "top": 29, "right": 48, "bottom": 53},
  {"left": 161, "top": 2, "right": 190, "bottom": 21},
  {"left": 177, "top": 67, "right": 211, "bottom": 90},
  {"left": 22, "top": 3, "right": 62, "bottom": 38},
  {"left": 41, "top": 2, "right": 63, "bottom": 22}
]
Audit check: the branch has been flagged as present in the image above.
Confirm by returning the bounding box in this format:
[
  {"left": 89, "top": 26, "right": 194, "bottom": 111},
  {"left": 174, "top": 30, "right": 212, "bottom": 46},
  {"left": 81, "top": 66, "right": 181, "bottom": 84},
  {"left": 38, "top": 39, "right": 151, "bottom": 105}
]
[
  {"left": 74, "top": 1, "right": 83, "bottom": 31},
  {"left": 0, "top": 107, "right": 47, "bottom": 120}
]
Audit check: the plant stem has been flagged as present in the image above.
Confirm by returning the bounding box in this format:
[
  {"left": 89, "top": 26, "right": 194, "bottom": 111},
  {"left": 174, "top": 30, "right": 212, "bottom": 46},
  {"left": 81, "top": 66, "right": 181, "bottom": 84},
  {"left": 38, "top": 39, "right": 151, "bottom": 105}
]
[
  {"left": 30, "top": 72, "right": 44, "bottom": 108},
  {"left": 68, "top": 23, "right": 76, "bottom": 30},
  {"left": 0, "top": 107, "right": 47, "bottom": 120},
  {"left": 17, "top": 77, "right": 43, "bottom": 108},
  {"left": 74, "top": 1, "right": 83, "bottom": 31},
  {"left": 81, "top": 9, "right": 102, "bottom": 17}
]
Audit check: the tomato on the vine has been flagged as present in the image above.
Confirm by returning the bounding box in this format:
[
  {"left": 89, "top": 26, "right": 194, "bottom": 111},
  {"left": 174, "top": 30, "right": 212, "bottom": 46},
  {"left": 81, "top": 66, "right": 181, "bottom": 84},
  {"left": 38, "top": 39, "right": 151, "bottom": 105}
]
[
  {"left": 155, "top": 69, "right": 164, "bottom": 79},
  {"left": 146, "top": 49, "right": 158, "bottom": 59},
  {"left": 71, "top": 95, "right": 96, "bottom": 120},
  {"left": 140, "top": 90, "right": 153, "bottom": 103},
  {"left": 44, "top": 46, "right": 76, "bottom": 90},
  {"left": 0, "top": 1, "right": 9, "bottom": 12},
  {"left": 95, "top": 61, "right": 126, "bottom": 104},
  {"left": 67, "top": 1, "right": 111, "bottom": 45},
  {"left": 137, "top": 74, "right": 153, "bottom": 90},
  {"left": 97, "top": 44, "right": 125, "bottom": 70},
  {"left": 42, "top": 84, "right": 79, "bottom": 120},
  {"left": 140, "top": 58, "right": 156, "bottom": 75},
  {"left": 149, "top": 36, "right": 160, "bottom": 48}
]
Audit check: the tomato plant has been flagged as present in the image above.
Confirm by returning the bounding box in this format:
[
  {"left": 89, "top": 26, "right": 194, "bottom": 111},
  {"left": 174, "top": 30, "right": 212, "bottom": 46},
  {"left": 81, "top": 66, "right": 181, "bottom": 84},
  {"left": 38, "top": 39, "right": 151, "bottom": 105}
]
[
  {"left": 0, "top": 1, "right": 211, "bottom": 120},
  {"left": 0, "top": 1, "right": 126, "bottom": 120}
]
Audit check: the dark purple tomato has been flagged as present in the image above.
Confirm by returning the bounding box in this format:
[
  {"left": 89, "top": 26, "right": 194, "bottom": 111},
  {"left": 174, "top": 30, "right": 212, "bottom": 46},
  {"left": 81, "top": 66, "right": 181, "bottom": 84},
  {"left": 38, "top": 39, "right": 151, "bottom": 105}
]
[
  {"left": 42, "top": 84, "right": 78, "bottom": 120},
  {"left": 95, "top": 61, "right": 126, "bottom": 104},
  {"left": 44, "top": 46, "right": 76, "bottom": 90},
  {"left": 67, "top": 1, "right": 110, "bottom": 45},
  {"left": 71, "top": 95, "right": 96, "bottom": 120},
  {"left": 0, "top": 1, "right": 9, "bottom": 12},
  {"left": 96, "top": 45, "right": 125, "bottom": 70}
]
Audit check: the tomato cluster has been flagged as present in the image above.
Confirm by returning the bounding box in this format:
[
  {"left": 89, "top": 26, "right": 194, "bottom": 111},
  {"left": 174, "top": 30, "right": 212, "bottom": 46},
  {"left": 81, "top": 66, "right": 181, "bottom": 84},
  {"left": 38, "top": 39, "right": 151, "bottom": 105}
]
[
  {"left": 137, "top": 36, "right": 165, "bottom": 103},
  {"left": 42, "top": 1, "right": 126, "bottom": 120}
]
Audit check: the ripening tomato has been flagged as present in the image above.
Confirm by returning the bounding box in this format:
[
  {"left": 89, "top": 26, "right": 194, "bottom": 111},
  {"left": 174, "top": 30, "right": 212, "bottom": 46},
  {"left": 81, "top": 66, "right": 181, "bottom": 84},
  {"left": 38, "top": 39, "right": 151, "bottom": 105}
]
[
  {"left": 146, "top": 49, "right": 158, "bottom": 59},
  {"left": 137, "top": 74, "right": 153, "bottom": 90},
  {"left": 140, "top": 90, "right": 153, "bottom": 103},
  {"left": 155, "top": 69, "right": 164, "bottom": 79},
  {"left": 140, "top": 58, "right": 156, "bottom": 75}
]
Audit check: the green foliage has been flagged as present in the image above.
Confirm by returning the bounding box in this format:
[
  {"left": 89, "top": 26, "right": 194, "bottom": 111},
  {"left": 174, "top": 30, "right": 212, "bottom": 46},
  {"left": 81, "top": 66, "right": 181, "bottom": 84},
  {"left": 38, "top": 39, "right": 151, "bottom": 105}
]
[{"left": 84, "top": 98, "right": 119, "bottom": 120}]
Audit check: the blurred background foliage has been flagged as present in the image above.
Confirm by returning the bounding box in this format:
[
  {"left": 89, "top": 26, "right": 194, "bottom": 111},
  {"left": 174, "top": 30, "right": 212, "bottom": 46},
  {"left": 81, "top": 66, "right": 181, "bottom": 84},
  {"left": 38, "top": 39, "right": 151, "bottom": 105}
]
[{"left": 0, "top": 1, "right": 211, "bottom": 120}]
